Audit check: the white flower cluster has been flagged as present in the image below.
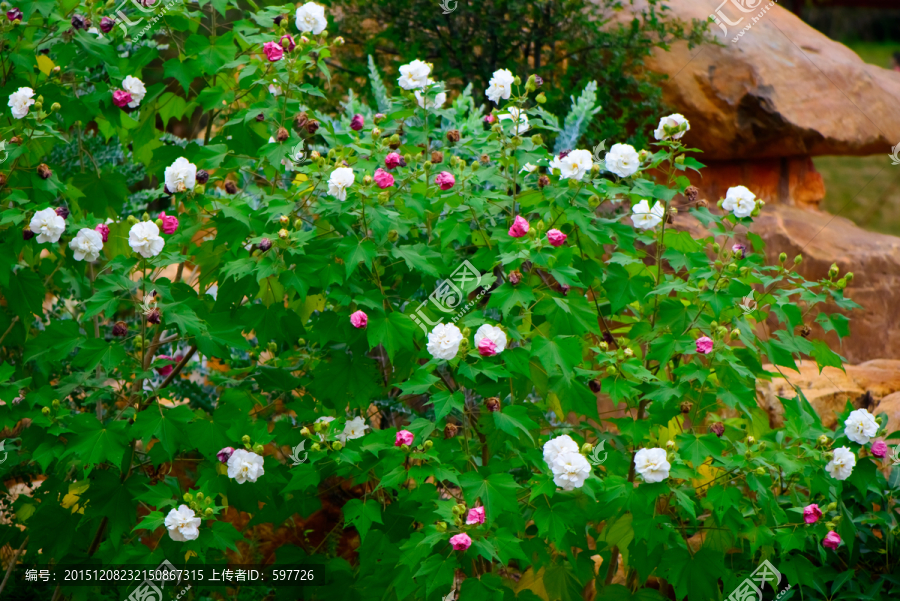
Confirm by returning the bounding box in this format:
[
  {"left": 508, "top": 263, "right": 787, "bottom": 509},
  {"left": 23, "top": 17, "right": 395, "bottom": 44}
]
[
  {"left": 71, "top": 228, "right": 104, "bottom": 262},
  {"left": 498, "top": 107, "right": 529, "bottom": 134},
  {"left": 605, "top": 143, "right": 641, "bottom": 178},
  {"left": 654, "top": 113, "right": 690, "bottom": 141},
  {"left": 129, "top": 221, "right": 165, "bottom": 258},
  {"left": 543, "top": 435, "right": 591, "bottom": 491},
  {"left": 631, "top": 200, "right": 665, "bottom": 231},
  {"left": 425, "top": 323, "right": 508, "bottom": 361},
  {"left": 29, "top": 208, "right": 65, "bottom": 243},
  {"left": 396, "top": 60, "right": 446, "bottom": 109},
  {"left": 486, "top": 68, "right": 515, "bottom": 104},
  {"left": 164, "top": 157, "right": 197, "bottom": 193},
  {"left": 328, "top": 167, "right": 355, "bottom": 201}
]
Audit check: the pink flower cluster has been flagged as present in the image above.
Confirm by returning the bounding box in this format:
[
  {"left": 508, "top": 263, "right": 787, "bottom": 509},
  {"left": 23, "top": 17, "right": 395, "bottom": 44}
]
[
  {"left": 434, "top": 171, "right": 455, "bottom": 191},
  {"left": 508, "top": 216, "right": 529, "bottom": 238},
  {"left": 159, "top": 211, "right": 179, "bottom": 234},
  {"left": 695, "top": 336, "right": 713, "bottom": 355},
  {"left": 263, "top": 41, "right": 283, "bottom": 62},
  {"left": 350, "top": 310, "right": 368, "bottom": 329},
  {"left": 373, "top": 168, "right": 394, "bottom": 189},
  {"left": 394, "top": 430, "right": 414, "bottom": 447}
]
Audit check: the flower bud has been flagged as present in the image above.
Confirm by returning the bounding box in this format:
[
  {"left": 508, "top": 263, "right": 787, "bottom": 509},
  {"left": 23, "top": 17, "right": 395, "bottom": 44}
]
[
  {"left": 530, "top": 134, "right": 544, "bottom": 147},
  {"left": 195, "top": 169, "right": 209, "bottom": 184},
  {"left": 400, "top": 443, "right": 410, "bottom": 452},
  {"left": 581, "top": 443, "right": 593, "bottom": 454},
  {"left": 372, "top": 127, "right": 381, "bottom": 138},
  {"left": 278, "top": 228, "right": 289, "bottom": 239},
  {"left": 333, "top": 441, "right": 343, "bottom": 451},
  {"left": 674, "top": 155, "right": 685, "bottom": 165},
  {"left": 183, "top": 493, "right": 193, "bottom": 502},
  {"left": 311, "top": 442, "right": 321, "bottom": 452},
  {"left": 793, "top": 254, "right": 802, "bottom": 265},
  {"left": 204, "top": 508, "right": 214, "bottom": 517},
  {"left": 41, "top": 406, "right": 51, "bottom": 416},
  {"left": 258, "top": 238, "right": 272, "bottom": 252},
  {"left": 363, "top": 175, "right": 373, "bottom": 185},
  {"left": 423, "top": 161, "right": 433, "bottom": 171},
  {"left": 423, "top": 440, "right": 433, "bottom": 450},
  {"left": 241, "top": 435, "right": 251, "bottom": 445},
  {"left": 435, "top": 521, "right": 448, "bottom": 532},
  {"left": 747, "top": 436, "right": 756, "bottom": 446},
  {"left": 825, "top": 521, "right": 835, "bottom": 530},
  {"left": 836, "top": 278, "right": 847, "bottom": 289},
  {"left": 300, "top": 427, "right": 310, "bottom": 437},
  {"left": 606, "top": 365, "right": 617, "bottom": 376},
  {"left": 389, "top": 134, "right": 401, "bottom": 148},
  {"left": 536, "top": 92, "right": 547, "bottom": 104},
  {"left": 755, "top": 467, "right": 766, "bottom": 476},
  {"left": 826, "top": 502, "right": 837, "bottom": 512},
  {"left": 665, "top": 440, "right": 675, "bottom": 450},
  {"left": 823, "top": 451, "right": 833, "bottom": 461},
  {"left": 567, "top": 178, "right": 578, "bottom": 189}
]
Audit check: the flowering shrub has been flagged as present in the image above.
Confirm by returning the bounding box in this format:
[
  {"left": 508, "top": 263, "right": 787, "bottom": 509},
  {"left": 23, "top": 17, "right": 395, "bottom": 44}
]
[{"left": 1, "top": 2, "right": 898, "bottom": 601}]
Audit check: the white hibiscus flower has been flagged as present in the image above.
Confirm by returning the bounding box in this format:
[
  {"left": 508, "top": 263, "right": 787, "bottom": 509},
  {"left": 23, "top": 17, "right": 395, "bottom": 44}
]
[
  {"left": 328, "top": 167, "right": 355, "bottom": 201},
  {"left": 633, "top": 447, "right": 670, "bottom": 483},
  {"left": 605, "top": 143, "right": 641, "bottom": 178},
  {"left": 227, "top": 449, "right": 265, "bottom": 484},
  {"left": 29, "top": 208, "right": 66, "bottom": 244},
  {"left": 498, "top": 107, "right": 530, "bottom": 134},
  {"left": 414, "top": 80, "right": 446, "bottom": 109},
  {"left": 549, "top": 149, "right": 593, "bottom": 181},
  {"left": 722, "top": 185, "right": 756, "bottom": 218},
  {"left": 295, "top": 2, "right": 327, "bottom": 35},
  {"left": 128, "top": 221, "right": 165, "bottom": 258},
  {"left": 398, "top": 59, "right": 431, "bottom": 90},
  {"left": 653, "top": 113, "right": 690, "bottom": 141},
  {"left": 825, "top": 446, "right": 856, "bottom": 481},
  {"left": 551, "top": 451, "right": 591, "bottom": 491},
  {"left": 543, "top": 434, "right": 579, "bottom": 467},
  {"left": 339, "top": 416, "right": 369, "bottom": 444},
  {"left": 473, "top": 324, "right": 507, "bottom": 354},
  {"left": 486, "top": 69, "right": 515, "bottom": 104},
  {"left": 426, "top": 323, "right": 463, "bottom": 361},
  {"left": 8, "top": 87, "right": 35, "bottom": 119},
  {"left": 71, "top": 228, "right": 104, "bottom": 262},
  {"left": 164, "top": 505, "right": 201, "bottom": 542},
  {"left": 631, "top": 200, "right": 665, "bottom": 230},
  {"left": 164, "top": 157, "right": 197, "bottom": 193},
  {"left": 122, "top": 75, "right": 146, "bottom": 108},
  {"left": 843, "top": 408, "right": 878, "bottom": 445}
]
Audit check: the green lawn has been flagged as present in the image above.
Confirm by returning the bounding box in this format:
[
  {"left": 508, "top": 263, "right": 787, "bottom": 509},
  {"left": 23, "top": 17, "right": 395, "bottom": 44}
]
[{"left": 814, "top": 42, "right": 900, "bottom": 236}]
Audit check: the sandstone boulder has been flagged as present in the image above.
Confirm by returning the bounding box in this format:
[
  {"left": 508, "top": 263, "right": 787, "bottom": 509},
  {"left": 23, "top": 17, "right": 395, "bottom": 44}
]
[{"left": 756, "top": 359, "right": 900, "bottom": 428}]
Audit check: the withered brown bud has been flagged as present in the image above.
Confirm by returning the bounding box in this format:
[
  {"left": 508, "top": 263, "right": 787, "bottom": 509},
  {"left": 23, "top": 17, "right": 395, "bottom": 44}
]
[
  {"left": 273, "top": 14, "right": 286, "bottom": 25},
  {"left": 508, "top": 269, "right": 523, "bottom": 285},
  {"left": 680, "top": 401, "right": 693, "bottom": 414},
  {"left": 293, "top": 112, "right": 309, "bottom": 130},
  {"left": 479, "top": 154, "right": 490, "bottom": 164},
  {"left": 276, "top": 127, "right": 289, "bottom": 142},
  {"left": 306, "top": 120, "right": 320, "bottom": 134},
  {"left": 112, "top": 321, "right": 128, "bottom": 337},
  {"left": 0, "top": 173, "right": 6, "bottom": 187},
  {"left": 55, "top": 206, "right": 69, "bottom": 219},
  {"left": 685, "top": 185, "right": 699, "bottom": 202},
  {"left": 710, "top": 422, "right": 725, "bottom": 437},
  {"left": 388, "top": 137, "right": 401, "bottom": 150},
  {"left": 225, "top": 181, "right": 238, "bottom": 195},
  {"left": 255, "top": 113, "right": 265, "bottom": 122},
  {"left": 446, "top": 129, "right": 461, "bottom": 143},
  {"left": 538, "top": 175, "right": 550, "bottom": 189},
  {"left": 195, "top": 170, "right": 209, "bottom": 184},
  {"left": 588, "top": 379, "right": 601, "bottom": 393},
  {"left": 800, "top": 325, "right": 811, "bottom": 338},
  {"left": 10, "top": 136, "right": 23, "bottom": 145},
  {"left": 23, "top": 226, "right": 34, "bottom": 241},
  {"left": 37, "top": 163, "right": 52, "bottom": 179},
  {"left": 431, "top": 151, "right": 443, "bottom": 164},
  {"left": 484, "top": 397, "right": 501, "bottom": 412},
  {"left": 259, "top": 238, "right": 272, "bottom": 252},
  {"left": 560, "top": 284, "right": 570, "bottom": 296},
  {"left": 697, "top": 199, "right": 709, "bottom": 209},
  {"left": 146, "top": 308, "right": 161, "bottom": 324},
  {"left": 443, "top": 423, "right": 458, "bottom": 439}
]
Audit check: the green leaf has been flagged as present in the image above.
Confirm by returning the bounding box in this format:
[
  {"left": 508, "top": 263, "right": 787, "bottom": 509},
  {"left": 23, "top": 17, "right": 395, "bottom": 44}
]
[
  {"left": 64, "top": 415, "right": 129, "bottom": 475},
  {"left": 367, "top": 310, "right": 417, "bottom": 360},
  {"left": 427, "top": 390, "right": 464, "bottom": 422},
  {"left": 492, "top": 405, "right": 538, "bottom": 442},
  {"left": 675, "top": 433, "right": 726, "bottom": 468},
  {"left": 343, "top": 499, "right": 383, "bottom": 542},
  {"left": 72, "top": 338, "right": 127, "bottom": 373},
  {"left": 660, "top": 547, "right": 724, "bottom": 601},
  {"left": 458, "top": 471, "right": 520, "bottom": 526}
]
